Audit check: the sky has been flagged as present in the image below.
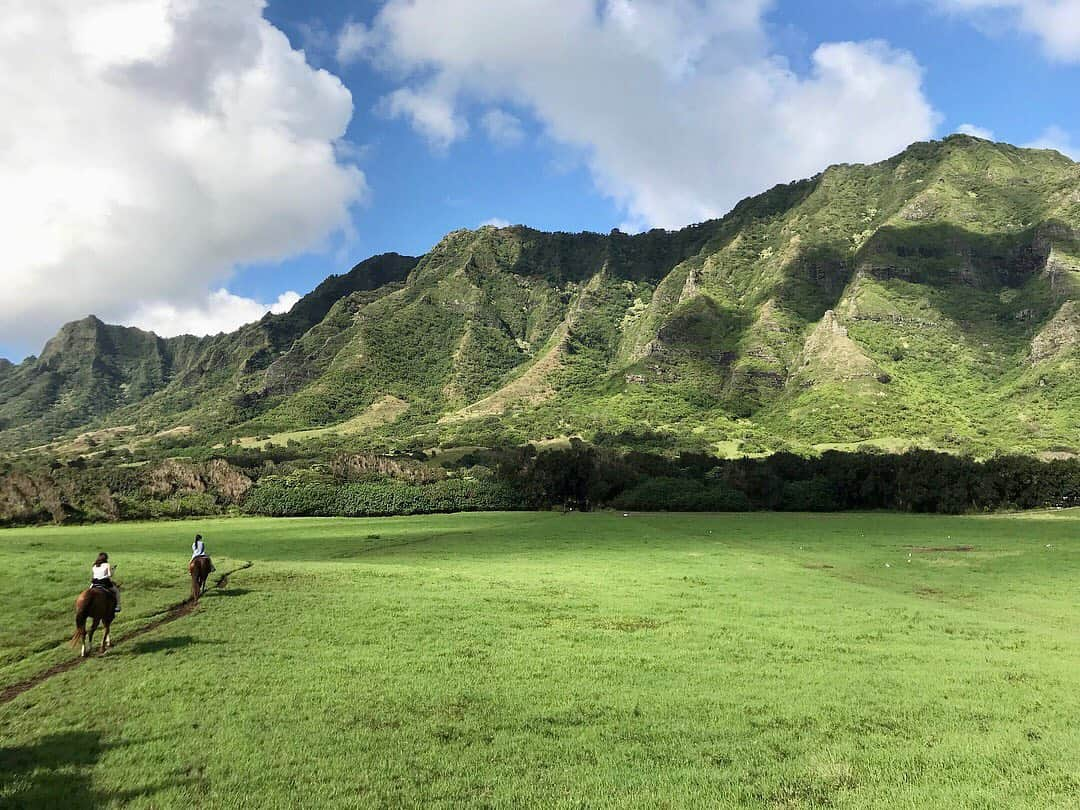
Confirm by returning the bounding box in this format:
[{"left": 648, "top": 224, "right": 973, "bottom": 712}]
[{"left": 1, "top": 0, "right": 1079, "bottom": 360}]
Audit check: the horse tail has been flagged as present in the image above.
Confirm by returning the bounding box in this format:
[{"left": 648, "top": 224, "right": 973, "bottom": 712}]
[{"left": 71, "top": 595, "right": 88, "bottom": 647}]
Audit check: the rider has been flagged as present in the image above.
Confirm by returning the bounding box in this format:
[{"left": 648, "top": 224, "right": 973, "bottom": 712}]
[
  {"left": 191, "top": 534, "right": 215, "bottom": 571},
  {"left": 91, "top": 552, "right": 121, "bottom": 613}
]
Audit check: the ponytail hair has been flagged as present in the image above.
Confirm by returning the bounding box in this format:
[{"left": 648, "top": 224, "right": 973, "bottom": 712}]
[{"left": 94, "top": 552, "right": 108, "bottom": 566}]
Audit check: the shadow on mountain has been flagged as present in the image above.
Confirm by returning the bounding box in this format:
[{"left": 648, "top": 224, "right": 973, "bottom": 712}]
[
  {"left": 776, "top": 241, "right": 855, "bottom": 323},
  {"left": 504, "top": 222, "right": 720, "bottom": 284},
  {"left": 855, "top": 220, "right": 1070, "bottom": 340},
  {"left": 859, "top": 222, "right": 1052, "bottom": 289}
]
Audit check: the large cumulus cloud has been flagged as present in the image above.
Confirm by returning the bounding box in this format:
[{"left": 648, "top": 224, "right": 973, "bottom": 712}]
[
  {"left": 0, "top": 0, "right": 365, "bottom": 351},
  {"left": 340, "top": 0, "right": 939, "bottom": 230}
]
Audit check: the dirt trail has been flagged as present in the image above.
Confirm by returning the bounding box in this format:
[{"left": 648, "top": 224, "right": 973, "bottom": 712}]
[
  {"left": 909, "top": 545, "right": 975, "bottom": 553},
  {"left": 0, "top": 561, "right": 253, "bottom": 706}
]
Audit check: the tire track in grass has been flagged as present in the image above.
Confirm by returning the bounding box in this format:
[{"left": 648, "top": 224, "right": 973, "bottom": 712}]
[{"left": 0, "top": 562, "right": 253, "bottom": 705}]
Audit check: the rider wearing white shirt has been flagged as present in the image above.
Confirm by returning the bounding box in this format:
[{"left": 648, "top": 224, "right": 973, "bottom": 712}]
[
  {"left": 191, "top": 534, "right": 215, "bottom": 571},
  {"left": 91, "top": 552, "right": 120, "bottom": 613}
]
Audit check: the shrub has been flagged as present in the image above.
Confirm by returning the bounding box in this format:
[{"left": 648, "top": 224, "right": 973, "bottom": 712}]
[{"left": 243, "top": 477, "right": 526, "bottom": 517}]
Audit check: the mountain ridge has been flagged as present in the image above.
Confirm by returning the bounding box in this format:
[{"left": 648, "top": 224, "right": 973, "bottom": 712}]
[{"left": 4, "top": 135, "right": 1079, "bottom": 458}]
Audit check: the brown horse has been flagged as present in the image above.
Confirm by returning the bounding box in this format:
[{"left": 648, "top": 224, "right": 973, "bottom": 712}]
[
  {"left": 70, "top": 587, "right": 116, "bottom": 657},
  {"left": 189, "top": 556, "right": 212, "bottom": 601}
]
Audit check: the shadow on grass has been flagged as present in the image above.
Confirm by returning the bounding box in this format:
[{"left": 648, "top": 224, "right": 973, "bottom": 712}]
[
  {"left": 0, "top": 731, "right": 197, "bottom": 808},
  {"left": 203, "top": 588, "right": 252, "bottom": 598},
  {"left": 126, "top": 635, "right": 225, "bottom": 655},
  {"left": 0, "top": 731, "right": 102, "bottom": 809}
]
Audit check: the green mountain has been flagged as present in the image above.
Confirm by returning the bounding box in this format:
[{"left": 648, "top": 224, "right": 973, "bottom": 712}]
[{"left": 4, "top": 135, "right": 1079, "bottom": 459}]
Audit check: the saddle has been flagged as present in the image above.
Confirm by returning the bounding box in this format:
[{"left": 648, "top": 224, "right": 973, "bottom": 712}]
[{"left": 90, "top": 582, "right": 113, "bottom": 593}]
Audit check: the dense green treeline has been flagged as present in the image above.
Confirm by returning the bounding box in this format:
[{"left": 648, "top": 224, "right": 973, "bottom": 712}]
[
  {"left": 1, "top": 440, "right": 1077, "bottom": 525},
  {"left": 501, "top": 442, "right": 1080, "bottom": 513}
]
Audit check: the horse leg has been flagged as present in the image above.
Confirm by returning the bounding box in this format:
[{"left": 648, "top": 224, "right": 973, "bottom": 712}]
[
  {"left": 77, "top": 616, "right": 88, "bottom": 657},
  {"left": 87, "top": 617, "right": 99, "bottom": 656},
  {"left": 102, "top": 620, "right": 111, "bottom": 652}
]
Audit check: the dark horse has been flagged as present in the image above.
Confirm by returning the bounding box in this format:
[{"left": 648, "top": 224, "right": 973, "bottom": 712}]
[
  {"left": 189, "top": 556, "right": 213, "bottom": 601},
  {"left": 70, "top": 587, "right": 115, "bottom": 657}
]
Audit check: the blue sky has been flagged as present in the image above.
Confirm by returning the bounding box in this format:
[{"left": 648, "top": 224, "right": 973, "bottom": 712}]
[{"left": 2, "top": 0, "right": 1079, "bottom": 359}]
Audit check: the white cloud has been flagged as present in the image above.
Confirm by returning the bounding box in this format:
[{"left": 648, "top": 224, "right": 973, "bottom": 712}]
[
  {"left": 336, "top": 20, "right": 372, "bottom": 65},
  {"left": 352, "top": 0, "right": 938, "bottom": 229},
  {"left": 380, "top": 84, "right": 467, "bottom": 151},
  {"left": 1023, "top": 124, "right": 1079, "bottom": 159},
  {"left": 957, "top": 123, "right": 996, "bottom": 139},
  {"left": 128, "top": 289, "right": 301, "bottom": 338},
  {"left": 479, "top": 218, "right": 511, "bottom": 228},
  {"left": 481, "top": 109, "right": 525, "bottom": 146},
  {"left": 935, "top": 0, "right": 1080, "bottom": 61},
  {"left": 0, "top": 0, "right": 365, "bottom": 350},
  {"left": 269, "top": 291, "right": 302, "bottom": 314}
]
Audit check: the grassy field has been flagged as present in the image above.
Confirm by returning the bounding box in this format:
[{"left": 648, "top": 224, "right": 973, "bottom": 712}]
[
  {"left": 1, "top": 511, "right": 1078, "bottom": 808},
  {"left": 234, "top": 395, "right": 409, "bottom": 449}
]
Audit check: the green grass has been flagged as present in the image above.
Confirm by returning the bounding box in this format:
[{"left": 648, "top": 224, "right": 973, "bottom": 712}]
[
  {"left": 809, "top": 437, "right": 923, "bottom": 454},
  {"left": 2, "top": 511, "right": 1079, "bottom": 808},
  {"left": 233, "top": 395, "right": 410, "bottom": 448}
]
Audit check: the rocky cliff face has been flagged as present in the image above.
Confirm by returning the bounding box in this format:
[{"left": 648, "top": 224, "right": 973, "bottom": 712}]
[{"left": 3, "top": 135, "right": 1079, "bottom": 456}]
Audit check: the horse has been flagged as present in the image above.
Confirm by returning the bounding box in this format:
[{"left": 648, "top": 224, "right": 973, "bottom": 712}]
[
  {"left": 189, "top": 555, "right": 213, "bottom": 601},
  {"left": 70, "top": 587, "right": 116, "bottom": 657}
]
